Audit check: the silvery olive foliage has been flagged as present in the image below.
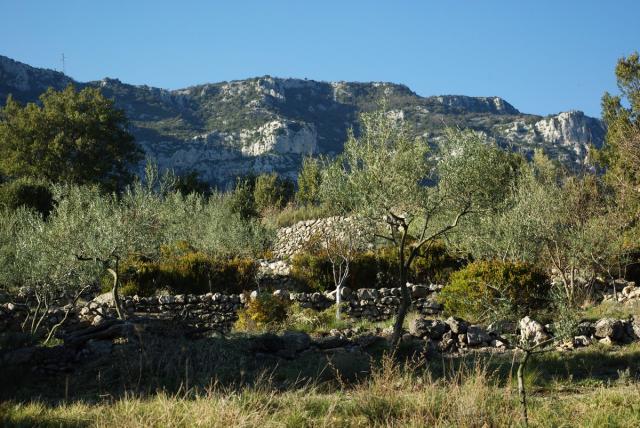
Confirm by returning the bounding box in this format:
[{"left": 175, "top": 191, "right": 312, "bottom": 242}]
[
  {"left": 454, "top": 150, "right": 629, "bottom": 306},
  {"left": 0, "top": 163, "right": 273, "bottom": 324},
  {"left": 319, "top": 108, "right": 516, "bottom": 346}
]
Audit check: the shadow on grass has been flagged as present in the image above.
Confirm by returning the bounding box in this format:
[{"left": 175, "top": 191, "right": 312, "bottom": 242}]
[{"left": 2, "top": 327, "right": 639, "bottom": 407}]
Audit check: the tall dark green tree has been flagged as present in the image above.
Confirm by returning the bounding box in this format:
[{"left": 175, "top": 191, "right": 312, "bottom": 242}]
[
  {"left": 0, "top": 85, "right": 142, "bottom": 192},
  {"left": 253, "top": 172, "right": 294, "bottom": 212},
  {"left": 598, "top": 52, "right": 640, "bottom": 217},
  {"left": 296, "top": 156, "right": 322, "bottom": 206}
]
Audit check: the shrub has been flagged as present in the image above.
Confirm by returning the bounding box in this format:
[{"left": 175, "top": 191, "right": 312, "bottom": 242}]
[
  {"left": 0, "top": 177, "right": 54, "bottom": 217},
  {"left": 290, "top": 252, "right": 334, "bottom": 291},
  {"left": 410, "top": 241, "right": 465, "bottom": 284},
  {"left": 235, "top": 293, "right": 290, "bottom": 331},
  {"left": 228, "top": 176, "right": 258, "bottom": 220},
  {"left": 296, "top": 156, "right": 322, "bottom": 206},
  {"left": 290, "top": 242, "right": 462, "bottom": 291},
  {"left": 118, "top": 243, "right": 258, "bottom": 296},
  {"left": 283, "top": 304, "right": 348, "bottom": 333},
  {"left": 253, "top": 173, "right": 294, "bottom": 212},
  {"left": 439, "top": 259, "right": 549, "bottom": 323}
]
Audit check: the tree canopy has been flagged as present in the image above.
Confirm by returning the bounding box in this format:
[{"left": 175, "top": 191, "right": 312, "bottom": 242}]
[
  {"left": 320, "top": 108, "right": 517, "bottom": 345},
  {"left": 598, "top": 52, "right": 640, "bottom": 220},
  {"left": 0, "top": 85, "right": 142, "bottom": 192}
]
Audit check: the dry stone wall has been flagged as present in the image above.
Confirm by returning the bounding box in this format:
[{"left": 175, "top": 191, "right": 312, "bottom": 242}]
[
  {"left": 1, "top": 285, "right": 443, "bottom": 335},
  {"left": 290, "top": 284, "right": 444, "bottom": 321},
  {"left": 274, "top": 216, "right": 373, "bottom": 258}
]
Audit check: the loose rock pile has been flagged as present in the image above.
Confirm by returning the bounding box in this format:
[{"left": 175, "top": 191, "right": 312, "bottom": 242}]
[
  {"left": 568, "top": 317, "right": 640, "bottom": 347},
  {"left": 409, "top": 316, "right": 506, "bottom": 352},
  {"left": 602, "top": 279, "right": 640, "bottom": 304}
]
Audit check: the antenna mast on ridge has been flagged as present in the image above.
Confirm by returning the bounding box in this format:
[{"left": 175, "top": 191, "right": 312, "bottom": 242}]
[{"left": 61, "top": 53, "right": 66, "bottom": 75}]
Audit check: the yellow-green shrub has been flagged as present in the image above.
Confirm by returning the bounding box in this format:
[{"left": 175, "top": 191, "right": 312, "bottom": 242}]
[
  {"left": 235, "top": 293, "right": 290, "bottom": 331},
  {"left": 439, "top": 259, "right": 549, "bottom": 323},
  {"left": 118, "top": 242, "right": 258, "bottom": 296}
]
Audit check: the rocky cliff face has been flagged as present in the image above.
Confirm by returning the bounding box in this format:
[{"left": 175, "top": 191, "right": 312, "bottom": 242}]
[
  {"left": 0, "top": 55, "right": 605, "bottom": 186},
  {"left": 0, "top": 55, "right": 74, "bottom": 103}
]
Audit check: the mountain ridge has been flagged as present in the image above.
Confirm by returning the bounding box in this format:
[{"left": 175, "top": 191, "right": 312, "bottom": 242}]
[{"left": 0, "top": 54, "right": 605, "bottom": 186}]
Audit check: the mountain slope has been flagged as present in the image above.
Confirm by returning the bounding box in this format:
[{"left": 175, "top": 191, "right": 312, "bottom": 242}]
[{"left": 0, "top": 55, "right": 605, "bottom": 186}]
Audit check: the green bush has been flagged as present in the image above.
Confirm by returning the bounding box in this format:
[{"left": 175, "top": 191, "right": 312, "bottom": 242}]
[
  {"left": 235, "top": 293, "right": 290, "bottom": 331},
  {"left": 269, "top": 204, "right": 334, "bottom": 228},
  {"left": 290, "top": 242, "right": 462, "bottom": 291},
  {"left": 296, "top": 156, "right": 322, "bottom": 206},
  {"left": 117, "top": 242, "right": 258, "bottom": 296},
  {"left": 253, "top": 172, "right": 294, "bottom": 212},
  {"left": 0, "top": 177, "right": 54, "bottom": 217},
  {"left": 229, "top": 176, "right": 258, "bottom": 220},
  {"left": 439, "top": 259, "right": 550, "bottom": 323}
]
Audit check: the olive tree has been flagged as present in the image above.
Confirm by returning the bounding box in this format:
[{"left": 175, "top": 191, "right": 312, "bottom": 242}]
[
  {"left": 2, "top": 207, "right": 97, "bottom": 339},
  {"left": 160, "top": 190, "right": 273, "bottom": 259},
  {"left": 320, "top": 110, "right": 516, "bottom": 346},
  {"left": 59, "top": 181, "right": 165, "bottom": 319},
  {"left": 456, "top": 151, "right": 628, "bottom": 306}
]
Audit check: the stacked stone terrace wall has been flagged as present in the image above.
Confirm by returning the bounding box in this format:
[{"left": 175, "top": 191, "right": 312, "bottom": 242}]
[
  {"left": 290, "top": 284, "right": 444, "bottom": 321},
  {"left": 0, "top": 285, "right": 443, "bottom": 334},
  {"left": 274, "top": 216, "right": 373, "bottom": 258}
]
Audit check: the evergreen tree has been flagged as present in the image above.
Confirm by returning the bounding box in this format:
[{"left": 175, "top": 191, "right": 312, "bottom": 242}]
[{"left": 0, "top": 85, "right": 142, "bottom": 192}]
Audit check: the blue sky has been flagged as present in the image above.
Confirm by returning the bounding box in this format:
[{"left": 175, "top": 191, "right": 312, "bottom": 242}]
[{"left": 1, "top": 0, "right": 638, "bottom": 117}]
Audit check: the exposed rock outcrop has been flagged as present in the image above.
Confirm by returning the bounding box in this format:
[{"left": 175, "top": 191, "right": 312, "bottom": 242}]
[{"left": 0, "top": 55, "right": 605, "bottom": 186}]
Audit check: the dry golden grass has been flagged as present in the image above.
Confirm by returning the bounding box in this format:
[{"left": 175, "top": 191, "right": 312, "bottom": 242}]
[{"left": 2, "top": 356, "right": 639, "bottom": 428}]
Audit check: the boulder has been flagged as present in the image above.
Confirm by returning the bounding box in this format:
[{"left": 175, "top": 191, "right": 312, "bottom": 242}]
[
  {"left": 631, "top": 318, "right": 640, "bottom": 339},
  {"left": 575, "top": 321, "right": 595, "bottom": 337},
  {"left": 445, "top": 316, "right": 469, "bottom": 334},
  {"left": 519, "top": 316, "right": 550, "bottom": 345},
  {"left": 93, "top": 292, "right": 114, "bottom": 306},
  {"left": 409, "top": 318, "right": 449, "bottom": 339},
  {"left": 273, "top": 289, "right": 290, "bottom": 300},
  {"left": 573, "top": 335, "right": 591, "bottom": 347},
  {"left": 487, "top": 320, "right": 516, "bottom": 335},
  {"left": 91, "top": 315, "right": 105, "bottom": 326},
  {"left": 340, "top": 287, "right": 353, "bottom": 299},
  {"left": 594, "top": 318, "right": 624, "bottom": 341},
  {"left": 410, "top": 284, "right": 429, "bottom": 299},
  {"left": 310, "top": 292, "right": 324, "bottom": 303},
  {"left": 357, "top": 289, "right": 379, "bottom": 300},
  {"left": 466, "top": 325, "right": 491, "bottom": 346},
  {"left": 158, "top": 295, "right": 176, "bottom": 305}
]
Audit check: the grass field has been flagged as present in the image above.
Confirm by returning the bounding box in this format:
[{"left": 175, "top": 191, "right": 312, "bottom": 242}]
[
  {"left": 2, "top": 357, "right": 639, "bottom": 428},
  {"left": 2, "top": 343, "right": 640, "bottom": 428}
]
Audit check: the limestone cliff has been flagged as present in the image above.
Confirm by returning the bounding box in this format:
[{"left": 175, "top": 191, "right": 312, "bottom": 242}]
[{"left": 0, "top": 55, "right": 605, "bottom": 186}]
